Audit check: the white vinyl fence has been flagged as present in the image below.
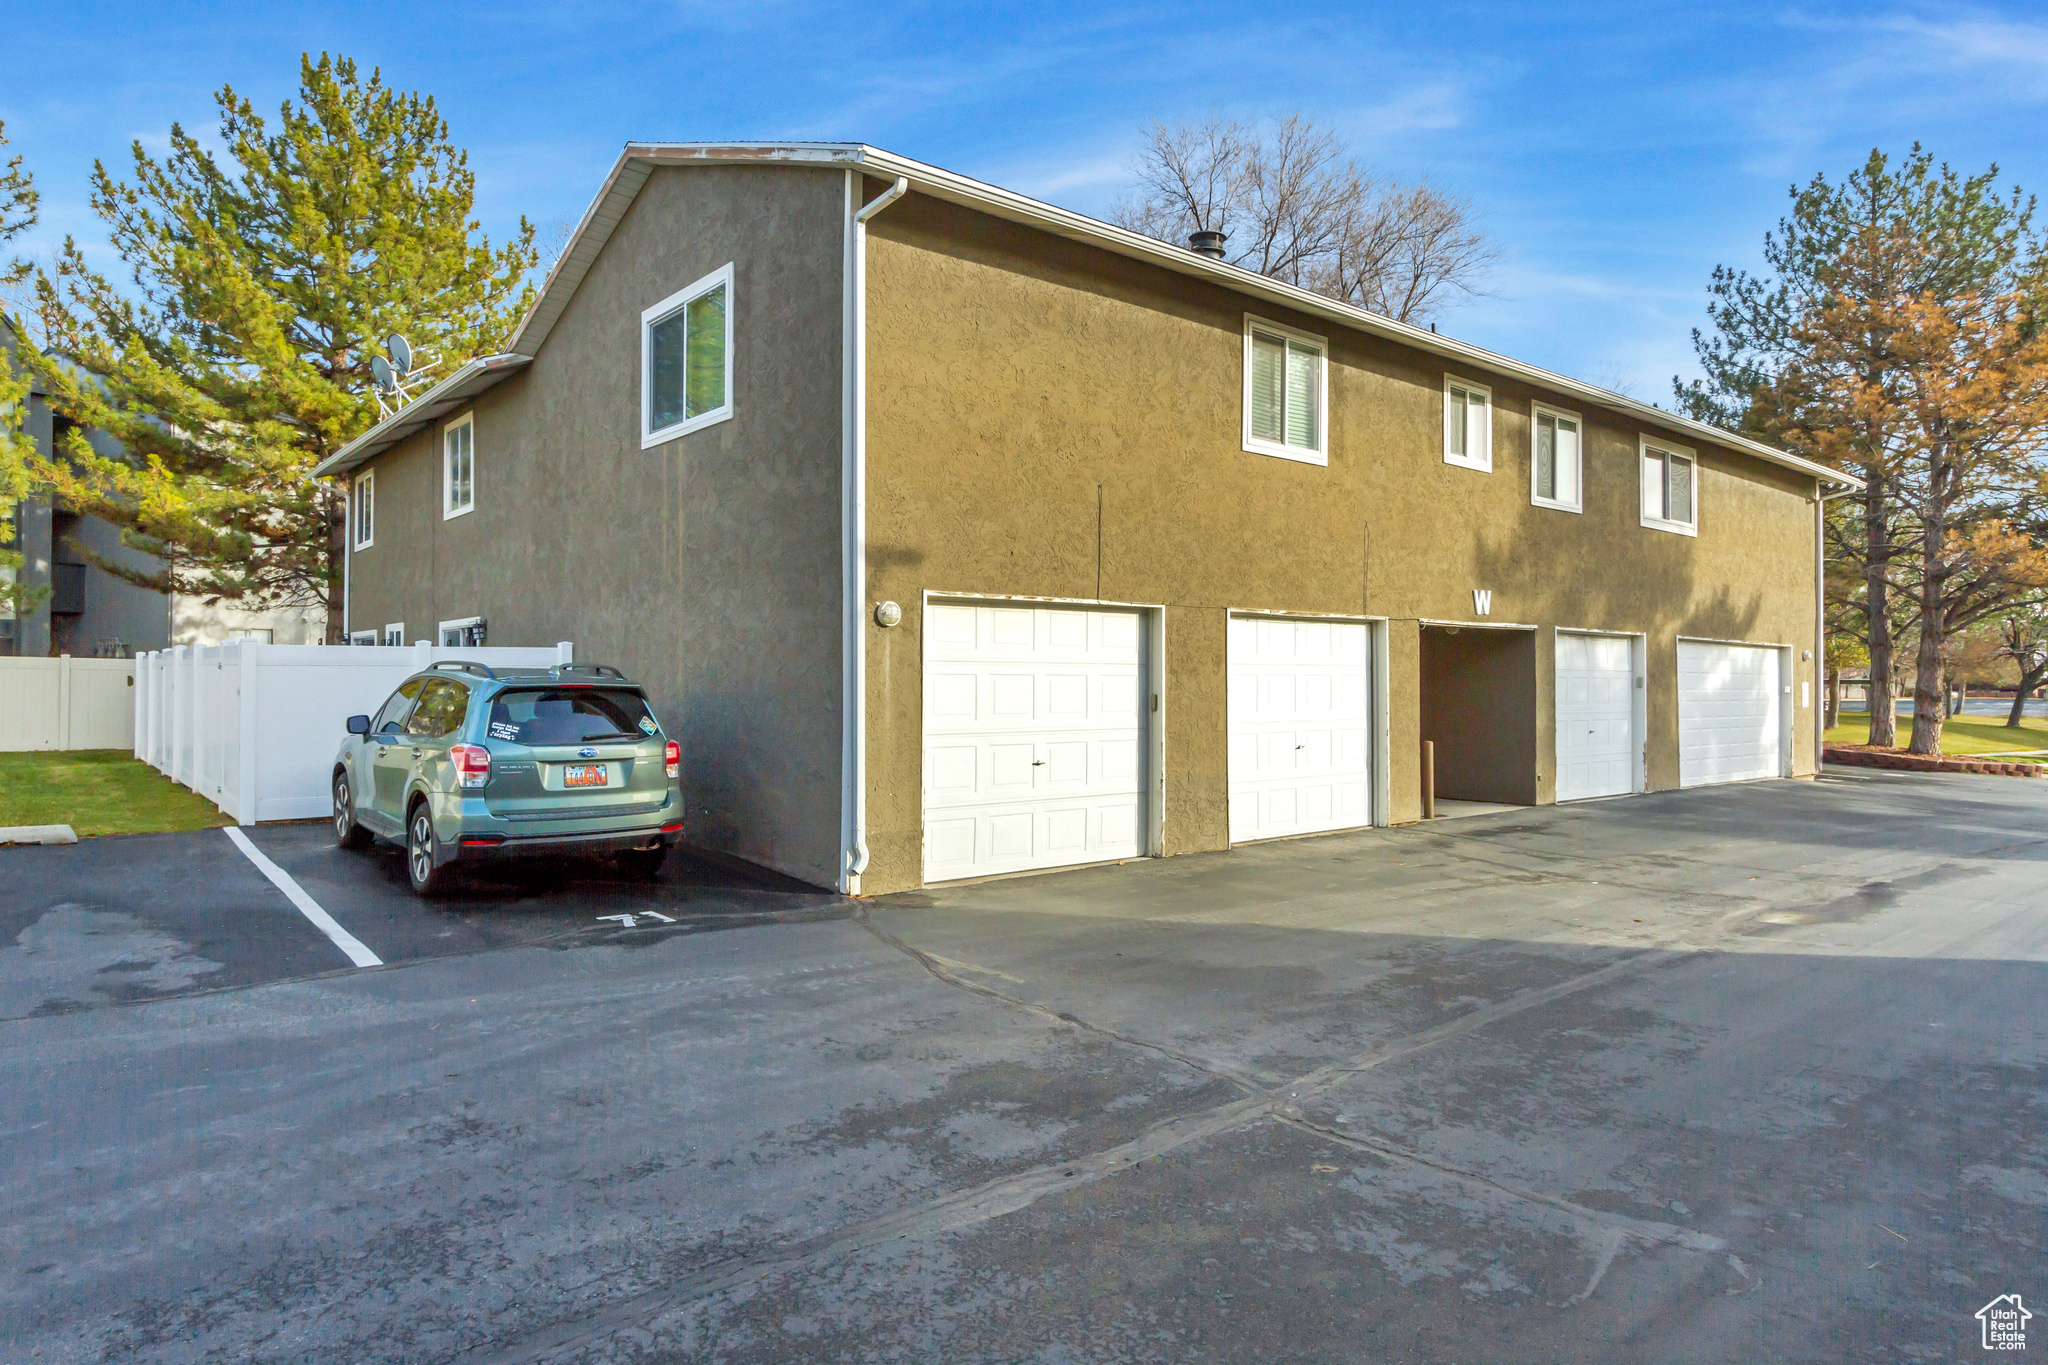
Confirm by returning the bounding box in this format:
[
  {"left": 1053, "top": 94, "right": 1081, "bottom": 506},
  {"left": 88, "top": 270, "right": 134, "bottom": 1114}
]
[
  {"left": 134, "top": 640, "right": 574, "bottom": 825},
  {"left": 0, "top": 656, "right": 138, "bottom": 752}
]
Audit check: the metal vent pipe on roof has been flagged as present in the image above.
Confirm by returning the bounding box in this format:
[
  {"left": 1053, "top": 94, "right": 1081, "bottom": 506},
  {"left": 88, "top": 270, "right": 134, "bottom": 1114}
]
[{"left": 1188, "top": 230, "right": 1227, "bottom": 259}]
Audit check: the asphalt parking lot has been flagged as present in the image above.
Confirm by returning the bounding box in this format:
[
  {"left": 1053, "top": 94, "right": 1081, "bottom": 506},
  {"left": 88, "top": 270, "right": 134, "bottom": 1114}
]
[{"left": 5, "top": 769, "right": 2047, "bottom": 1363}]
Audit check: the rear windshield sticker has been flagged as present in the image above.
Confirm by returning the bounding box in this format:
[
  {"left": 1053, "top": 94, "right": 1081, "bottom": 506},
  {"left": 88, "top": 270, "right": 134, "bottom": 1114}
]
[
  {"left": 638, "top": 715, "right": 659, "bottom": 735},
  {"left": 488, "top": 721, "right": 521, "bottom": 741}
]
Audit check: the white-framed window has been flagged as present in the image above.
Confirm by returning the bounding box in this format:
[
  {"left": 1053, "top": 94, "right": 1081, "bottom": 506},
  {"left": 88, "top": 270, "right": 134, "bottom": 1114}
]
[
  {"left": 351, "top": 470, "right": 374, "bottom": 549},
  {"left": 443, "top": 413, "right": 474, "bottom": 519},
  {"left": 439, "top": 615, "right": 485, "bottom": 647},
  {"left": 225, "top": 627, "right": 274, "bottom": 644},
  {"left": 1530, "top": 403, "right": 1583, "bottom": 513},
  {"left": 382, "top": 622, "right": 405, "bottom": 647},
  {"left": 1242, "top": 315, "right": 1328, "bottom": 465},
  {"left": 348, "top": 629, "right": 377, "bottom": 646},
  {"left": 1640, "top": 437, "right": 1698, "bottom": 535},
  {"left": 641, "top": 262, "right": 734, "bottom": 448},
  {"left": 1444, "top": 376, "right": 1492, "bottom": 471}
]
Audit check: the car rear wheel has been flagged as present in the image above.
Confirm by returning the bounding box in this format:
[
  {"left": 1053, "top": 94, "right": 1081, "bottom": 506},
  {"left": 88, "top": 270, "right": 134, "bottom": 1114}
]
[
  {"left": 333, "top": 772, "right": 372, "bottom": 850},
  {"left": 406, "top": 803, "right": 452, "bottom": 897}
]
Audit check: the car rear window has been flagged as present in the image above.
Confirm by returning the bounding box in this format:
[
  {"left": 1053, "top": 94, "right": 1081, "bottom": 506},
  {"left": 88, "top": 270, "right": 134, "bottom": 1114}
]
[{"left": 486, "top": 687, "right": 658, "bottom": 745}]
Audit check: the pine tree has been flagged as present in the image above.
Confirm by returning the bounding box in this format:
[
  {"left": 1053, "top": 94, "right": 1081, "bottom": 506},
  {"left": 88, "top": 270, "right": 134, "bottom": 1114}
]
[
  {"left": 30, "top": 54, "right": 535, "bottom": 639},
  {"left": 1676, "top": 148, "right": 2042, "bottom": 749},
  {"left": 0, "top": 118, "right": 44, "bottom": 621}
]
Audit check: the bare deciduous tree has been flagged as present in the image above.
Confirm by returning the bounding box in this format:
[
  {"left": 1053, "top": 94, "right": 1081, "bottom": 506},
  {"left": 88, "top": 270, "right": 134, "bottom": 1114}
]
[
  {"left": 1112, "top": 113, "right": 1495, "bottom": 325},
  {"left": 2000, "top": 613, "right": 2048, "bottom": 727}
]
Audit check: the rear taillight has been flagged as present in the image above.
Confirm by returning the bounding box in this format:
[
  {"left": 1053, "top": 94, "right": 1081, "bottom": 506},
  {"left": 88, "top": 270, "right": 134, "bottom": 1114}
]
[
  {"left": 451, "top": 743, "right": 491, "bottom": 789},
  {"left": 664, "top": 739, "right": 680, "bottom": 780}
]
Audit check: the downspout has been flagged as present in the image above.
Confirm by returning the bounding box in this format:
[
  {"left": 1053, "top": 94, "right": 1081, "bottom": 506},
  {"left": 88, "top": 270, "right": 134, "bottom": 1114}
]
[
  {"left": 842, "top": 172, "right": 909, "bottom": 895},
  {"left": 342, "top": 480, "right": 352, "bottom": 643},
  {"left": 1814, "top": 480, "right": 1855, "bottom": 773}
]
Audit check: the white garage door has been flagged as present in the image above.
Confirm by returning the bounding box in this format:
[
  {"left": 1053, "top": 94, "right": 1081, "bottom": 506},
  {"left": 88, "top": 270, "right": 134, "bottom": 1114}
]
[
  {"left": 1228, "top": 615, "right": 1373, "bottom": 843},
  {"left": 923, "top": 602, "right": 1146, "bottom": 882},
  {"left": 1555, "top": 633, "right": 1636, "bottom": 802},
  {"left": 1678, "top": 641, "right": 1784, "bottom": 787}
]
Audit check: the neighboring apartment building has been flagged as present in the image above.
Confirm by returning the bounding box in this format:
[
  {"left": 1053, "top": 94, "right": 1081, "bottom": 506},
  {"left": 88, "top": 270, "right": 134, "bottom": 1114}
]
[
  {"left": 2, "top": 318, "right": 324, "bottom": 656},
  {"left": 316, "top": 144, "right": 1858, "bottom": 896}
]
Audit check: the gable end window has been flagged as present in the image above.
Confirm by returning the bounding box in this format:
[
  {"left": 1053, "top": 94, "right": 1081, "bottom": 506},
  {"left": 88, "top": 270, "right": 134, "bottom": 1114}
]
[
  {"left": 642, "top": 263, "right": 734, "bottom": 448},
  {"left": 351, "top": 471, "right": 374, "bottom": 550},
  {"left": 1640, "top": 438, "right": 1697, "bottom": 535},
  {"left": 1445, "top": 376, "right": 1492, "bottom": 471},
  {"left": 443, "top": 414, "right": 474, "bottom": 519},
  {"left": 1531, "top": 403, "right": 1583, "bottom": 513},
  {"left": 1242, "top": 316, "right": 1327, "bottom": 465}
]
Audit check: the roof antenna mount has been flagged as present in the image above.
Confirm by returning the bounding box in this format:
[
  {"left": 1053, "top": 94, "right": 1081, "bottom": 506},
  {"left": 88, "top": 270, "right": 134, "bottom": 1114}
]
[{"left": 368, "top": 333, "right": 440, "bottom": 419}]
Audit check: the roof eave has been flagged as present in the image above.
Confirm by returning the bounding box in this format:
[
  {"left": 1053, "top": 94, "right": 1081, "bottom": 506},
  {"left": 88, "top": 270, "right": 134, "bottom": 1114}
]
[
  {"left": 313, "top": 353, "right": 532, "bottom": 478},
  {"left": 474, "top": 140, "right": 1862, "bottom": 494}
]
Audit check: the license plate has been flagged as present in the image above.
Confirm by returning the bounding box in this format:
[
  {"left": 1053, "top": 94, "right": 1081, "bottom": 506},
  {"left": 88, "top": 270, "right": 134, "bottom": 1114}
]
[{"left": 563, "top": 763, "right": 607, "bottom": 788}]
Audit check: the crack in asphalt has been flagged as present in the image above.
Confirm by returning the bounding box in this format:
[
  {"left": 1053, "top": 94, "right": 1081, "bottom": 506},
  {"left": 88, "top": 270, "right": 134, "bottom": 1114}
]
[
  {"left": 469, "top": 932, "right": 1697, "bottom": 1364},
  {"left": 1268, "top": 1112, "right": 1730, "bottom": 1260},
  {"left": 852, "top": 907, "right": 1276, "bottom": 1092}
]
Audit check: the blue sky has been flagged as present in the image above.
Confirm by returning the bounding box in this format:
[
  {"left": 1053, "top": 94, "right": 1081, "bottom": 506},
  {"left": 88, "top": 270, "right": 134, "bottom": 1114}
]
[{"left": 5, "top": 1, "right": 2046, "bottom": 401}]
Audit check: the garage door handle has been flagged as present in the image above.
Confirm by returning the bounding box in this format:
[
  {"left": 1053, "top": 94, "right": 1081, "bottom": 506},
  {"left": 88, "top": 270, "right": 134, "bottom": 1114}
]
[{"left": 1032, "top": 760, "right": 1046, "bottom": 766}]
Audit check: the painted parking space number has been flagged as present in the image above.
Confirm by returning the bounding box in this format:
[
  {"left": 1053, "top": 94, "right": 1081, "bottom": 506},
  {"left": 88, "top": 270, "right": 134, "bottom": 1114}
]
[{"left": 596, "top": 911, "right": 676, "bottom": 929}]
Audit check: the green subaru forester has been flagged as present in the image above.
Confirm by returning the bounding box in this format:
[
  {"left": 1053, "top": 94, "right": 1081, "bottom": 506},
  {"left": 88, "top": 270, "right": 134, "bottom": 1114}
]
[{"left": 331, "top": 662, "right": 682, "bottom": 896}]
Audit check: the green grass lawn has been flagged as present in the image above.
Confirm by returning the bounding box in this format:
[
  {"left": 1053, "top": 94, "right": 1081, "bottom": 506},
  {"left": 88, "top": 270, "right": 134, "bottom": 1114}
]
[
  {"left": 1825, "top": 711, "right": 2048, "bottom": 756},
  {"left": 0, "top": 750, "right": 231, "bottom": 837}
]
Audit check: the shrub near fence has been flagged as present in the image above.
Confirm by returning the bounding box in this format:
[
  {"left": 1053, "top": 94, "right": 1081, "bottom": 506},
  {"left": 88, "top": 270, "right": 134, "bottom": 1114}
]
[
  {"left": 135, "top": 641, "right": 574, "bottom": 825},
  {"left": 0, "top": 656, "right": 137, "bottom": 752}
]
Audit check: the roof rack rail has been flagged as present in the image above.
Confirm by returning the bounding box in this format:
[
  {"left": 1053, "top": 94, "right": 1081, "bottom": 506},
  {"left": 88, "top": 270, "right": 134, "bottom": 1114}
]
[
  {"left": 552, "top": 663, "right": 626, "bottom": 679},
  {"left": 430, "top": 660, "right": 499, "bottom": 679}
]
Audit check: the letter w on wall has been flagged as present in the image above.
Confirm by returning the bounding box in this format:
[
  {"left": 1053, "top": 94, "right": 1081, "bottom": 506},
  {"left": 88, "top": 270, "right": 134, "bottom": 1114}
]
[{"left": 1472, "top": 589, "right": 1492, "bottom": 616}]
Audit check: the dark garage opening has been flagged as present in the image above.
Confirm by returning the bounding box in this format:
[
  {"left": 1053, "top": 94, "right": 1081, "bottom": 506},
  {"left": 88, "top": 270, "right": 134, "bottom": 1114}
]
[{"left": 1420, "top": 625, "right": 1538, "bottom": 808}]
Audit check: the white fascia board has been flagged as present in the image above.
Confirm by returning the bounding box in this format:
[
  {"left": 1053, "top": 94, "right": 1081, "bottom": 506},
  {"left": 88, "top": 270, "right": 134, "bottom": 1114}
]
[
  {"left": 505, "top": 141, "right": 1862, "bottom": 493},
  {"left": 314, "top": 353, "right": 531, "bottom": 478}
]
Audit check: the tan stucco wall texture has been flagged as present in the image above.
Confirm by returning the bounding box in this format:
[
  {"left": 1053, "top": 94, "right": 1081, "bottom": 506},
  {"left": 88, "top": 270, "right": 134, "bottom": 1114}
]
[
  {"left": 860, "top": 191, "right": 1820, "bottom": 896},
  {"left": 344, "top": 165, "right": 849, "bottom": 888}
]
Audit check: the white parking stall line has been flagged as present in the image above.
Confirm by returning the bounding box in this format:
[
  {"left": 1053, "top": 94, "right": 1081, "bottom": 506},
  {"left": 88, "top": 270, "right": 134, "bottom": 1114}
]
[{"left": 224, "top": 827, "right": 383, "bottom": 968}]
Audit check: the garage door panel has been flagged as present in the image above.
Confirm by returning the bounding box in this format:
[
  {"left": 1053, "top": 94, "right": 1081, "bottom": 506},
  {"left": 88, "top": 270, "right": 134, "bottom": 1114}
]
[
  {"left": 1678, "top": 641, "right": 1783, "bottom": 787},
  {"left": 924, "top": 604, "right": 1147, "bottom": 882},
  {"left": 1556, "top": 632, "right": 1637, "bottom": 802},
  {"left": 1229, "top": 616, "right": 1375, "bottom": 843}
]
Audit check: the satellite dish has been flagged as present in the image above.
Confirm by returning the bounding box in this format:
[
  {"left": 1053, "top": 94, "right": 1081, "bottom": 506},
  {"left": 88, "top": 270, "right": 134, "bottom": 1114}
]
[
  {"left": 386, "top": 334, "right": 413, "bottom": 376},
  {"left": 371, "top": 354, "right": 397, "bottom": 394}
]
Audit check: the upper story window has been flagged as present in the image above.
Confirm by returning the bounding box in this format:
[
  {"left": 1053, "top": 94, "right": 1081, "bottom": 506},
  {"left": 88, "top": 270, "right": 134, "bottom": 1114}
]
[
  {"left": 1242, "top": 316, "right": 1327, "bottom": 465},
  {"left": 1531, "top": 403, "right": 1583, "bottom": 513},
  {"left": 351, "top": 470, "right": 374, "bottom": 550},
  {"left": 1444, "top": 376, "right": 1492, "bottom": 471},
  {"left": 642, "top": 263, "right": 733, "bottom": 448},
  {"left": 1640, "top": 437, "right": 1697, "bottom": 535},
  {"left": 443, "top": 413, "right": 474, "bottom": 519}
]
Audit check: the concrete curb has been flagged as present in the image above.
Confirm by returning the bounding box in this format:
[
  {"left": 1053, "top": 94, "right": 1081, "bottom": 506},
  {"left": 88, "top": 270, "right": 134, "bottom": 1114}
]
[
  {"left": 1823, "top": 745, "right": 2046, "bottom": 778},
  {"left": 0, "top": 824, "right": 80, "bottom": 845}
]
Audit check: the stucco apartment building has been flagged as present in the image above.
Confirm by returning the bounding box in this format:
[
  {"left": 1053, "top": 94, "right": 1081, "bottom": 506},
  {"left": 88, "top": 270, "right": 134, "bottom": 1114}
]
[{"left": 317, "top": 144, "right": 1856, "bottom": 896}]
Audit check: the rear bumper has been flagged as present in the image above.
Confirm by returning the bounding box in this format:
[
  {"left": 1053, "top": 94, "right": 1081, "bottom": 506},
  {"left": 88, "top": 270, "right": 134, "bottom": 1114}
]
[{"left": 448, "top": 825, "right": 682, "bottom": 862}]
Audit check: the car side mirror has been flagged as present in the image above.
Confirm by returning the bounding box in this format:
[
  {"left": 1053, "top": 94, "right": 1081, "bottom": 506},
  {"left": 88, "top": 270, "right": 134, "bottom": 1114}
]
[{"left": 346, "top": 714, "right": 372, "bottom": 735}]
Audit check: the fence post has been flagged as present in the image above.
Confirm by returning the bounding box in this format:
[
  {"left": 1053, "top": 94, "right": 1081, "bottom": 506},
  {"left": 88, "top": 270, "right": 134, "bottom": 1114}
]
[
  {"left": 133, "top": 653, "right": 146, "bottom": 759},
  {"left": 556, "top": 640, "right": 574, "bottom": 664},
  {"left": 237, "top": 644, "right": 259, "bottom": 824},
  {"left": 57, "top": 653, "right": 72, "bottom": 751},
  {"left": 414, "top": 639, "right": 433, "bottom": 669}
]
